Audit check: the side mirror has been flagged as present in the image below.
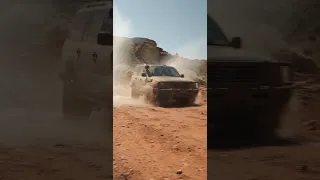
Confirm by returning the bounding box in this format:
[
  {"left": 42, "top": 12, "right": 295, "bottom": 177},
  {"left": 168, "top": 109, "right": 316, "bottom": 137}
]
[
  {"left": 229, "top": 37, "right": 242, "bottom": 49},
  {"left": 180, "top": 74, "right": 184, "bottom": 78},
  {"left": 97, "top": 32, "right": 112, "bottom": 46},
  {"left": 141, "top": 72, "right": 146, "bottom": 77}
]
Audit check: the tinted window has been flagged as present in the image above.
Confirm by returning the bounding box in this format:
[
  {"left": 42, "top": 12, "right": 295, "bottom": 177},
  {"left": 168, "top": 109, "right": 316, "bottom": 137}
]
[
  {"left": 207, "top": 15, "right": 229, "bottom": 45},
  {"left": 100, "top": 14, "right": 112, "bottom": 34},
  {"left": 85, "top": 10, "right": 105, "bottom": 42},
  {"left": 92, "top": 9, "right": 113, "bottom": 45},
  {"left": 149, "top": 66, "right": 180, "bottom": 77},
  {"left": 69, "top": 11, "right": 93, "bottom": 41}
]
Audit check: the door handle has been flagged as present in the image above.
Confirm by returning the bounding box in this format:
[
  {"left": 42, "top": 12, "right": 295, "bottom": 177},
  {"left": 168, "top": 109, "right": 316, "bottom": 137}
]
[
  {"left": 92, "top": 52, "right": 98, "bottom": 64},
  {"left": 76, "top": 48, "right": 81, "bottom": 59}
]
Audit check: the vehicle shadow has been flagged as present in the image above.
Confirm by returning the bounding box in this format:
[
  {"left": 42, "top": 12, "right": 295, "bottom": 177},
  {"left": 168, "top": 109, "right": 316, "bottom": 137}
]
[
  {"left": 161, "top": 102, "right": 202, "bottom": 108},
  {"left": 208, "top": 134, "right": 302, "bottom": 150},
  {"left": 207, "top": 124, "right": 307, "bottom": 150}
]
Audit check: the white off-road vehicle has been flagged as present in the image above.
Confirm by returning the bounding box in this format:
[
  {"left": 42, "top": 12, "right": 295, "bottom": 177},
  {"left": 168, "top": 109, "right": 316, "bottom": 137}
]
[
  {"left": 207, "top": 13, "right": 294, "bottom": 138},
  {"left": 59, "top": 1, "right": 113, "bottom": 119}
]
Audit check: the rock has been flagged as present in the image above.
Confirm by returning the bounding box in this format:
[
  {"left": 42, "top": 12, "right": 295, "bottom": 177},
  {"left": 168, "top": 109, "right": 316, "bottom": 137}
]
[{"left": 176, "top": 169, "right": 183, "bottom": 174}]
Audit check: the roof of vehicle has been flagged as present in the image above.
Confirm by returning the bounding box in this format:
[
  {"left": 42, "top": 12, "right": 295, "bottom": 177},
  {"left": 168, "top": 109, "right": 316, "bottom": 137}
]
[
  {"left": 135, "top": 64, "right": 175, "bottom": 68},
  {"left": 79, "top": 0, "right": 112, "bottom": 12}
]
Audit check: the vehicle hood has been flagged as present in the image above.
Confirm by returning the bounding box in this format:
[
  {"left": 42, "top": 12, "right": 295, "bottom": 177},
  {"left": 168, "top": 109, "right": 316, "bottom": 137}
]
[
  {"left": 150, "top": 76, "right": 195, "bottom": 83},
  {"left": 207, "top": 46, "right": 278, "bottom": 63}
]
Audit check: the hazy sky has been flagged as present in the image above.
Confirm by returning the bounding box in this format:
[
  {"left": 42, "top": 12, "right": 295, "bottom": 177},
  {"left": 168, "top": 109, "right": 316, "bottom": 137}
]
[{"left": 114, "top": 0, "right": 207, "bottom": 59}]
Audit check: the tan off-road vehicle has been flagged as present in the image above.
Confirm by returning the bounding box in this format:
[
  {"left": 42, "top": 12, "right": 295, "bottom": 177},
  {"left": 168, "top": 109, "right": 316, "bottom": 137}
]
[{"left": 130, "top": 64, "right": 199, "bottom": 107}]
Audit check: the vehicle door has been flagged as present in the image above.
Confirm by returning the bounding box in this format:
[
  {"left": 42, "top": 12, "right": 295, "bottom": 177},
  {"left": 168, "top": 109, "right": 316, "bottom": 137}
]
[
  {"left": 78, "top": 7, "right": 113, "bottom": 101},
  {"left": 60, "top": 10, "right": 93, "bottom": 86}
]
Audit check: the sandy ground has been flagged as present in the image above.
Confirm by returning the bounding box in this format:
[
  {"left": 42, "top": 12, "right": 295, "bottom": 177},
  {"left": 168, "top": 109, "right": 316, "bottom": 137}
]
[
  {"left": 113, "top": 87, "right": 207, "bottom": 180},
  {"left": 112, "top": 78, "right": 320, "bottom": 180},
  {"left": 209, "top": 75, "right": 320, "bottom": 180},
  {"left": 0, "top": 54, "right": 114, "bottom": 180},
  {"left": 0, "top": 109, "right": 113, "bottom": 180},
  {"left": 0, "top": 73, "right": 319, "bottom": 180}
]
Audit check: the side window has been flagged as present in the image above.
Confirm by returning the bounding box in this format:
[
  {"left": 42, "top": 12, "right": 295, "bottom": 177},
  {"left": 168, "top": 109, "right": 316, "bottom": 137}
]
[
  {"left": 86, "top": 10, "right": 105, "bottom": 43},
  {"left": 86, "top": 8, "right": 113, "bottom": 45},
  {"left": 69, "top": 11, "right": 93, "bottom": 41}
]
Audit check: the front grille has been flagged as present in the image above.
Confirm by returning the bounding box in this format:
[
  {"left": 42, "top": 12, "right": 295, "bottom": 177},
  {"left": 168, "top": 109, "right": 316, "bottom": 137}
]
[
  {"left": 208, "top": 63, "right": 260, "bottom": 83},
  {"left": 168, "top": 82, "right": 192, "bottom": 89}
]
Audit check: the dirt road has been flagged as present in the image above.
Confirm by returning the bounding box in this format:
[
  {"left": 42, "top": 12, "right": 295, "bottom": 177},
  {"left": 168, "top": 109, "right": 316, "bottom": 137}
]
[
  {"left": 209, "top": 77, "right": 320, "bottom": 180},
  {"left": 113, "top": 87, "right": 207, "bottom": 180}
]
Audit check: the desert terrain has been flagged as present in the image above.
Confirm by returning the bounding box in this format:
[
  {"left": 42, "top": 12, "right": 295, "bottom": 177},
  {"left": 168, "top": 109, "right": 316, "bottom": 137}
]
[
  {"left": 113, "top": 86, "right": 207, "bottom": 180},
  {"left": 0, "top": 0, "right": 319, "bottom": 180}
]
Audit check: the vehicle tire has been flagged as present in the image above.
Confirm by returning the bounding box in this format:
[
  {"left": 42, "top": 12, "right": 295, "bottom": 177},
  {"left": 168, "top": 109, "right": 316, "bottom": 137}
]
[
  {"left": 177, "top": 97, "right": 196, "bottom": 106},
  {"left": 255, "top": 107, "right": 283, "bottom": 143},
  {"left": 156, "top": 98, "right": 170, "bottom": 107},
  {"left": 62, "top": 84, "right": 92, "bottom": 119},
  {"left": 131, "top": 88, "right": 140, "bottom": 99}
]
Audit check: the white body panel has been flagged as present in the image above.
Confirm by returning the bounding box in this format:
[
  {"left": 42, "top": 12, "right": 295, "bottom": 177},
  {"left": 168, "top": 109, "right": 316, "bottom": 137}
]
[{"left": 60, "top": 0, "right": 113, "bottom": 105}]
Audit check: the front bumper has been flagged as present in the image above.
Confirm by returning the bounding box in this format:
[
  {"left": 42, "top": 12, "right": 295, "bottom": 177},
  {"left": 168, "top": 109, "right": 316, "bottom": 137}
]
[
  {"left": 208, "top": 85, "right": 293, "bottom": 114},
  {"left": 154, "top": 88, "right": 199, "bottom": 99}
]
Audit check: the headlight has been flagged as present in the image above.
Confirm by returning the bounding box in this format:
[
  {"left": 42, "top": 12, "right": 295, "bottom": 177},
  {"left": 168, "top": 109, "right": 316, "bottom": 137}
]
[
  {"left": 280, "top": 66, "right": 290, "bottom": 83},
  {"left": 192, "top": 82, "right": 199, "bottom": 89}
]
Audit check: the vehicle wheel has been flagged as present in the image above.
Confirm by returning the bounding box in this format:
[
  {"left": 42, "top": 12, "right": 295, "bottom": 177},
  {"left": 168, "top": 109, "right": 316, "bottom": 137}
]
[
  {"left": 256, "top": 107, "right": 283, "bottom": 143},
  {"left": 156, "top": 98, "right": 170, "bottom": 107},
  {"left": 62, "top": 84, "right": 92, "bottom": 119},
  {"left": 177, "top": 97, "right": 195, "bottom": 106},
  {"left": 131, "top": 88, "right": 140, "bottom": 99}
]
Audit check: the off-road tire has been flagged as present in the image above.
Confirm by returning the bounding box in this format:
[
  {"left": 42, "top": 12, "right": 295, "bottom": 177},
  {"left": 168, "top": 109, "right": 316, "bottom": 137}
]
[
  {"left": 177, "top": 96, "right": 196, "bottom": 106},
  {"left": 62, "top": 83, "right": 92, "bottom": 119},
  {"left": 131, "top": 88, "right": 140, "bottom": 99},
  {"left": 156, "top": 97, "right": 171, "bottom": 107}
]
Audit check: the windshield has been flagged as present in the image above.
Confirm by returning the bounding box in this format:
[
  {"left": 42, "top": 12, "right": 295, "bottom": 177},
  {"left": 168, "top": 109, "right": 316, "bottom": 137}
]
[
  {"left": 207, "top": 15, "right": 229, "bottom": 46},
  {"left": 149, "top": 66, "right": 180, "bottom": 77},
  {"left": 100, "top": 9, "right": 113, "bottom": 33}
]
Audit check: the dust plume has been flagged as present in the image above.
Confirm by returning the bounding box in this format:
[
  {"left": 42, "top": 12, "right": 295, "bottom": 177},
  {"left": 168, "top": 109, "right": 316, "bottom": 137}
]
[
  {"left": 113, "top": 3, "right": 147, "bottom": 107},
  {"left": 164, "top": 36, "right": 207, "bottom": 85},
  {"left": 277, "top": 93, "right": 303, "bottom": 139}
]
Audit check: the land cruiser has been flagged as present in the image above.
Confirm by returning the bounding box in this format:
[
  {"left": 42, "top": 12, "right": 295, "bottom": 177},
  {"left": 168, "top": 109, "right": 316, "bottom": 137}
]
[
  {"left": 59, "top": 1, "right": 113, "bottom": 118},
  {"left": 130, "top": 64, "right": 199, "bottom": 106},
  {"left": 207, "top": 14, "right": 293, "bottom": 137}
]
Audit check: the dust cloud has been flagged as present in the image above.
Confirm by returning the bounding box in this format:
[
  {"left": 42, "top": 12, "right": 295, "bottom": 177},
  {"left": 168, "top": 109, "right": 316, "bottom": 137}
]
[
  {"left": 0, "top": 1, "right": 108, "bottom": 147},
  {"left": 113, "top": 3, "right": 147, "bottom": 107},
  {"left": 277, "top": 92, "right": 303, "bottom": 139}
]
